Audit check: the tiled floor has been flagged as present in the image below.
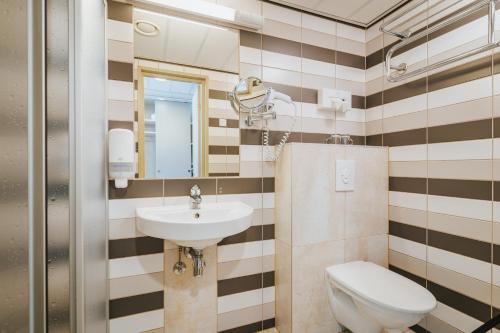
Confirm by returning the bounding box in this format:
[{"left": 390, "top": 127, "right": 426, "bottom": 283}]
[
  {"left": 258, "top": 327, "right": 416, "bottom": 332},
  {"left": 342, "top": 329, "right": 415, "bottom": 333}
]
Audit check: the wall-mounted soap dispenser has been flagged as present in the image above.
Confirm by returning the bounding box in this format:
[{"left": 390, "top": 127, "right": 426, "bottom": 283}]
[{"left": 109, "top": 128, "right": 135, "bottom": 188}]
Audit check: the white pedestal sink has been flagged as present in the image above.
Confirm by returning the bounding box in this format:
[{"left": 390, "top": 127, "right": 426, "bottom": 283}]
[{"left": 136, "top": 201, "right": 254, "bottom": 249}]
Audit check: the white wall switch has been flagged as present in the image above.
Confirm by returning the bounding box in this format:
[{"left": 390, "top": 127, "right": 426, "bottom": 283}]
[
  {"left": 219, "top": 118, "right": 227, "bottom": 127},
  {"left": 336, "top": 160, "right": 355, "bottom": 191}
]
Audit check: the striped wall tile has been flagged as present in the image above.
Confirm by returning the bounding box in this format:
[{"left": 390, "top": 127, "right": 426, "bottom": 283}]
[
  {"left": 109, "top": 272, "right": 164, "bottom": 300},
  {"left": 262, "top": 2, "right": 301, "bottom": 27},
  {"left": 218, "top": 255, "right": 275, "bottom": 281},
  {"left": 107, "top": 19, "right": 133, "bottom": 43},
  {"left": 262, "top": 18, "right": 301, "bottom": 42},
  {"left": 427, "top": 263, "right": 491, "bottom": 306},
  {"left": 425, "top": 314, "right": 467, "bottom": 333},
  {"left": 109, "top": 309, "right": 164, "bottom": 333},
  {"left": 389, "top": 205, "right": 427, "bottom": 228},
  {"left": 109, "top": 236, "right": 163, "bottom": 259},
  {"left": 389, "top": 250, "right": 426, "bottom": 279},
  {"left": 389, "top": 264, "right": 426, "bottom": 287},
  {"left": 432, "top": 301, "right": 483, "bottom": 333},
  {"left": 428, "top": 281, "right": 490, "bottom": 325},
  {"left": 107, "top": 0, "right": 134, "bottom": 134},
  {"left": 301, "top": 13, "right": 336, "bottom": 36},
  {"left": 218, "top": 271, "right": 274, "bottom": 297},
  {"left": 371, "top": 6, "right": 500, "bottom": 330},
  {"left": 428, "top": 212, "right": 492, "bottom": 243},
  {"left": 103, "top": 1, "right": 500, "bottom": 331},
  {"left": 108, "top": 0, "right": 366, "bottom": 332},
  {"left": 389, "top": 191, "right": 427, "bottom": 211},
  {"left": 389, "top": 235, "right": 427, "bottom": 261},
  {"left": 109, "top": 253, "right": 164, "bottom": 279},
  {"left": 109, "top": 291, "right": 164, "bottom": 319},
  {"left": 109, "top": 198, "right": 163, "bottom": 219},
  {"left": 218, "top": 286, "right": 275, "bottom": 314},
  {"left": 108, "top": 40, "right": 134, "bottom": 63},
  {"left": 239, "top": 23, "right": 369, "bottom": 152},
  {"left": 427, "top": 195, "right": 492, "bottom": 221},
  {"left": 428, "top": 242, "right": 491, "bottom": 283},
  {"left": 427, "top": 160, "right": 492, "bottom": 180},
  {"left": 428, "top": 96, "right": 492, "bottom": 127},
  {"left": 389, "top": 220, "right": 426, "bottom": 244},
  {"left": 108, "top": 176, "right": 278, "bottom": 332},
  {"left": 428, "top": 139, "right": 493, "bottom": 161},
  {"left": 217, "top": 302, "right": 275, "bottom": 333},
  {"left": 218, "top": 240, "right": 276, "bottom": 264}
]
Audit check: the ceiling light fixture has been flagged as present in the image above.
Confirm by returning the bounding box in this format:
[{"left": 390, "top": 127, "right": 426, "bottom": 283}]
[
  {"left": 153, "top": 0, "right": 235, "bottom": 21},
  {"left": 135, "top": 19, "right": 160, "bottom": 36},
  {"left": 133, "top": 0, "right": 263, "bottom": 30},
  {"left": 135, "top": 8, "right": 227, "bottom": 31}
]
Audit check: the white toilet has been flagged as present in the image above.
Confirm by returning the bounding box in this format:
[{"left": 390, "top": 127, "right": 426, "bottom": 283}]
[{"left": 325, "top": 261, "right": 436, "bottom": 333}]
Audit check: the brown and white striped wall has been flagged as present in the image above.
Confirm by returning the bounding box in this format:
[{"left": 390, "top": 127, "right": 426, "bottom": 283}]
[
  {"left": 365, "top": 1, "right": 500, "bottom": 332},
  {"left": 108, "top": 177, "right": 275, "bottom": 333},
  {"left": 106, "top": 1, "right": 369, "bottom": 332},
  {"left": 105, "top": 0, "right": 500, "bottom": 331},
  {"left": 107, "top": 1, "right": 134, "bottom": 132},
  {"left": 238, "top": 2, "right": 367, "bottom": 154}
]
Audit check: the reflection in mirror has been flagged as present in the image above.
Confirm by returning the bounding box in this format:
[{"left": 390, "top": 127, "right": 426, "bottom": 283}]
[
  {"left": 138, "top": 68, "right": 208, "bottom": 178},
  {"left": 233, "top": 77, "right": 269, "bottom": 112},
  {"left": 134, "top": 8, "right": 239, "bottom": 73},
  {"left": 133, "top": 7, "right": 241, "bottom": 179}
]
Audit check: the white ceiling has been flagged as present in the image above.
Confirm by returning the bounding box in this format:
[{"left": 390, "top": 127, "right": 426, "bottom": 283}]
[
  {"left": 144, "top": 77, "right": 197, "bottom": 103},
  {"left": 134, "top": 9, "right": 240, "bottom": 73},
  {"left": 268, "top": 0, "right": 409, "bottom": 27}
]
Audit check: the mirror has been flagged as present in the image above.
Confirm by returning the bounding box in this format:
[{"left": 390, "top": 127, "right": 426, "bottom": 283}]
[
  {"left": 138, "top": 68, "right": 208, "bottom": 178},
  {"left": 231, "top": 77, "right": 270, "bottom": 112},
  {"left": 133, "top": 8, "right": 241, "bottom": 179},
  {"left": 134, "top": 8, "right": 239, "bottom": 73}
]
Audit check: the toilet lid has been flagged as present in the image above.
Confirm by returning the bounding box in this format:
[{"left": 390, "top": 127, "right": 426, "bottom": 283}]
[{"left": 326, "top": 261, "right": 436, "bottom": 314}]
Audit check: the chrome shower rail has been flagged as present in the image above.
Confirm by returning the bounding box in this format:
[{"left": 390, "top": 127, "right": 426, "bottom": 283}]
[
  {"left": 380, "top": 0, "right": 463, "bottom": 39},
  {"left": 381, "top": 0, "right": 498, "bottom": 82},
  {"left": 381, "top": 0, "right": 427, "bottom": 38}
]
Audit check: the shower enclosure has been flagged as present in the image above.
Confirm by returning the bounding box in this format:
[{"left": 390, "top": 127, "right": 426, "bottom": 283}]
[{"left": 1, "top": 0, "right": 108, "bottom": 331}]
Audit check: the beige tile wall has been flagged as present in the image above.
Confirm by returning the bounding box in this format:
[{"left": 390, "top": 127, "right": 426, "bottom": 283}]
[{"left": 275, "top": 143, "right": 388, "bottom": 333}]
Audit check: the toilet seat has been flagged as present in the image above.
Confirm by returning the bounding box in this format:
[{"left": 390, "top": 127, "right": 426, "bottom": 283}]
[{"left": 326, "top": 261, "right": 436, "bottom": 314}]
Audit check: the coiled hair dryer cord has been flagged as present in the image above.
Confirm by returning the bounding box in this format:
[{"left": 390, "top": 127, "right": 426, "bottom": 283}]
[{"left": 262, "top": 102, "right": 297, "bottom": 161}]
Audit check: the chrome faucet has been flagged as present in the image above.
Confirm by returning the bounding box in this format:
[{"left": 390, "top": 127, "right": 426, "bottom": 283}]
[{"left": 189, "top": 184, "right": 202, "bottom": 209}]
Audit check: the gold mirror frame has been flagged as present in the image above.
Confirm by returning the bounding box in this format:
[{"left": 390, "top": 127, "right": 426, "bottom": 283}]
[{"left": 137, "top": 67, "right": 209, "bottom": 178}]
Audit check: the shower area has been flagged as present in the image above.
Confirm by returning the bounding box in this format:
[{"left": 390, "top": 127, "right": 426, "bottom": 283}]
[{"left": 0, "top": 0, "right": 108, "bottom": 331}]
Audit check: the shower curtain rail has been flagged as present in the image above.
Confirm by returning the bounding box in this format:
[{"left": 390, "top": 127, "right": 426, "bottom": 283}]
[
  {"left": 380, "top": 0, "right": 498, "bottom": 82},
  {"left": 380, "top": 0, "right": 463, "bottom": 39}
]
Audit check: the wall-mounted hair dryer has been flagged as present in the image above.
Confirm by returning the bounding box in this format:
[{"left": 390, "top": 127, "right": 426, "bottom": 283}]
[{"left": 229, "top": 77, "right": 297, "bottom": 160}]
